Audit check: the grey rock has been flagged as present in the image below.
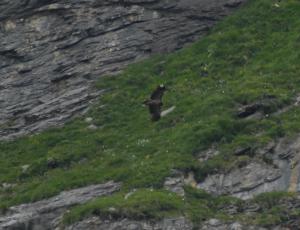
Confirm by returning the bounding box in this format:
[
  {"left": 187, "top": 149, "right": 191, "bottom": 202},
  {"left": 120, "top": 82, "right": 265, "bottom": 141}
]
[
  {"left": 87, "top": 124, "right": 98, "bottom": 130},
  {"left": 230, "top": 223, "right": 242, "bottom": 230},
  {"left": 0, "top": 0, "right": 247, "bottom": 140},
  {"left": 65, "top": 216, "right": 193, "bottom": 230},
  {"left": 256, "top": 141, "right": 276, "bottom": 155},
  {"left": 197, "top": 135, "right": 300, "bottom": 199},
  {"left": 208, "top": 218, "right": 222, "bottom": 227},
  {"left": 0, "top": 181, "right": 121, "bottom": 230},
  {"left": 197, "top": 161, "right": 283, "bottom": 200},
  {"left": 242, "top": 203, "right": 261, "bottom": 213},
  {"left": 66, "top": 217, "right": 294, "bottom": 230},
  {"left": 84, "top": 117, "right": 93, "bottom": 123},
  {"left": 222, "top": 204, "right": 239, "bottom": 215},
  {"left": 108, "top": 207, "right": 117, "bottom": 213},
  {"left": 1, "top": 183, "right": 16, "bottom": 190},
  {"left": 201, "top": 219, "right": 269, "bottom": 230},
  {"left": 164, "top": 174, "right": 185, "bottom": 197},
  {"left": 198, "top": 146, "right": 220, "bottom": 163},
  {"left": 233, "top": 147, "right": 252, "bottom": 156},
  {"left": 273, "top": 136, "right": 300, "bottom": 193},
  {"left": 163, "top": 170, "right": 197, "bottom": 196}
]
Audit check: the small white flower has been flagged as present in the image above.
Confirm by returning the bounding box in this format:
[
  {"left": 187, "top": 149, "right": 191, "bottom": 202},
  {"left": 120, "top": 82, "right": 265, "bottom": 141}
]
[{"left": 137, "top": 139, "right": 150, "bottom": 146}]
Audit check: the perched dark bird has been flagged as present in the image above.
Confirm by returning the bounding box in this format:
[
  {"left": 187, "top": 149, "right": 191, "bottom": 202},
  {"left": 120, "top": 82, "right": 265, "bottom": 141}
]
[{"left": 143, "top": 84, "right": 167, "bottom": 121}]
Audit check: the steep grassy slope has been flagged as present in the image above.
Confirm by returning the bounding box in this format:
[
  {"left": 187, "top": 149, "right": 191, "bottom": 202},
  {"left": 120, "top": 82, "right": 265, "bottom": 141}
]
[{"left": 1, "top": 0, "right": 300, "bottom": 226}]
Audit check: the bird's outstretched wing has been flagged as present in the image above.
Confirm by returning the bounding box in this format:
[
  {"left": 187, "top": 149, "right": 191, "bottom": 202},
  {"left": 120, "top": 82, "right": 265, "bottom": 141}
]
[
  {"left": 150, "top": 86, "right": 166, "bottom": 100},
  {"left": 149, "top": 103, "right": 161, "bottom": 121}
]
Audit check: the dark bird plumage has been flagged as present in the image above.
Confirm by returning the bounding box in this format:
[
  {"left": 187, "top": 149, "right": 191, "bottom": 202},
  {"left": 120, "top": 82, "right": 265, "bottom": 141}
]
[{"left": 143, "top": 85, "right": 167, "bottom": 121}]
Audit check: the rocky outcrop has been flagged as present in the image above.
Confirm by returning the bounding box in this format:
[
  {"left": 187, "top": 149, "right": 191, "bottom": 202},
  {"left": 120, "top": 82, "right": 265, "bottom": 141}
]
[
  {"left": 66, "top": 216, "right": 193, "bottom": 230},
  {"left": 197, "top": 161, "right": 284, "bottom": 200},
  {"left": 66, "top": 217, "right": 249, "bottom": 230},
  {"left": 164, "top": 170, "right": 197, "bottom": 196},
  {"left": 200, "top": 219, "right": 295, "bottom": 230},
  {"left": 197, "top": 136, "right": 300, "bottom": 199},
  {"left": 65, "top": 215, "right": 300, "bottom": 230},
  {"left": 163, "top": 132, "right": 300, "bottom": 200},
  {"left": 201, "top": 219, "right": 263, "bottom": 230},
  {"left": 1, "top": 180, "right": 299, "bottom": 229},
  {"left": 0, "top": 0, "right": 247, "bottom": 140},
  {"left": 0, "top": 181, "right": 121, "bottom": 230}
]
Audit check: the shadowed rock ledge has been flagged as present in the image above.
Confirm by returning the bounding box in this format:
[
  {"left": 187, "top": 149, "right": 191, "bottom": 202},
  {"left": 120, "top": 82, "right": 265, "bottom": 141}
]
[
  {"left": 0, "top": 0, "right": 247, "bottom": 140},
  {"left": 0, "top": 181, "right": 121, "bottom": 230}
]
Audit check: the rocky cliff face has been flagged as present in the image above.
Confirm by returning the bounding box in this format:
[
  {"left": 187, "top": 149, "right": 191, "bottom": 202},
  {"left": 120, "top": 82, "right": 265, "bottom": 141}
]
[
  {"left": 2, "top": 181, "right": 299, "bottom": 230},
  {"left": 67, "top": 216, "right": 300, "bottom": 230},
  {"left": 0, "top": 0, "right": 247, "bottom": 140},
  {"left": 198, "top": 136, "right": 300, "bottom": 199},
  {"left": 0, "top": 182, "right": 121, "bottom": 230}
]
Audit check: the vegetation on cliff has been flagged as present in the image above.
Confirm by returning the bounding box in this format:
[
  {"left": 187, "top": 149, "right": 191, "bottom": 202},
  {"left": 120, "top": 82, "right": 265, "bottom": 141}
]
[{"left": 1, "top": 0, "right": 300, "bottom": 226}]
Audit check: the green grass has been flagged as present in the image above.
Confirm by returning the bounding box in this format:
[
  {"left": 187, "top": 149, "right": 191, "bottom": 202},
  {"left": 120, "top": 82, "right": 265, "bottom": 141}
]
[
  {"left": 63, "top": 189, "right": 185, "bottom": 224},
  {"left": 1, "top": 0, "right": 300, "bottom": 225},
  {"left": 62, "top": 187, "right": 241, "bottom": 225}
]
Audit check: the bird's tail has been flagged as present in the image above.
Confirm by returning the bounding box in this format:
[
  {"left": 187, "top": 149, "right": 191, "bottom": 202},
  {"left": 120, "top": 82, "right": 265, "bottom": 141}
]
[{"left": 161, "top": 106, "right": 176, "bottom": 117}]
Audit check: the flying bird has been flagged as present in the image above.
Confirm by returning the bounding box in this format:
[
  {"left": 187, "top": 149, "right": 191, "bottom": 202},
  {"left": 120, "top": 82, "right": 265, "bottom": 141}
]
[{"left": 143, "top": 84, "right": 167, "bottom": 121}]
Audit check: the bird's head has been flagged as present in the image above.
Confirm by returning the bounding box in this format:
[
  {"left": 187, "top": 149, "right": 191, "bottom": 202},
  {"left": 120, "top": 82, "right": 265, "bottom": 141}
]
[{"left": 159, "top": 84, "right": 167, "bottom": 91}]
